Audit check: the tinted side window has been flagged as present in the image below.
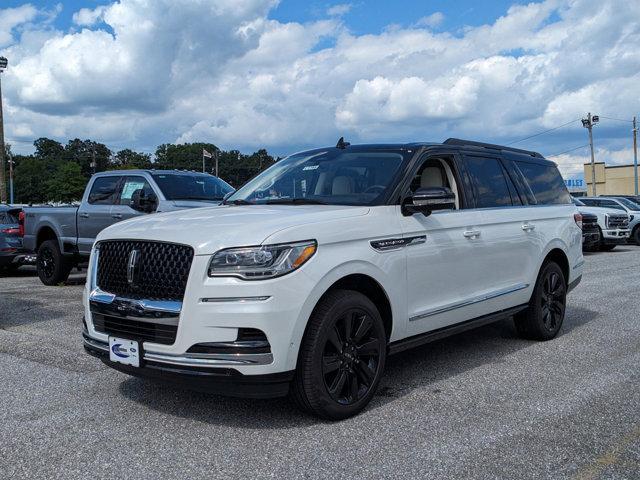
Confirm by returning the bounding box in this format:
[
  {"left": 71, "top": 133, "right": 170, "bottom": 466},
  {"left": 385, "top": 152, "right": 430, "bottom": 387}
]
[
  {"left": 88, "top": 176, "right": 120, "bottom": 205},
  {"left": 465, "top": 156, "right": 513, "bottom": 208},
  {"left": 599, "top": 199, "right": 625, "bottom": 211},
  {"left": 580, "top": 198, "right": 598, "bottom": 206},
  {"left": 515, "top": 161, "right": 571, "bottom": 205}
]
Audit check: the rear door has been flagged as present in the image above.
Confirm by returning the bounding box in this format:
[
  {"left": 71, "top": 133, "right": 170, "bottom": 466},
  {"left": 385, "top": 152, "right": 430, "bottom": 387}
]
[
  {"left": 109, "top": 175, "right": 158, "bottom": 223},
  {"left": 461, "top": 154, "right": 536, "bottom": 313},
  {"left": 77, "top": 175, "right": 122, "bottom": 254}
]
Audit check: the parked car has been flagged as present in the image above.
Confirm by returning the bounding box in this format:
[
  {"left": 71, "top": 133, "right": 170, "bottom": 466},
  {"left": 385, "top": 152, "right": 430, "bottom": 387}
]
[
  {"left": 0, "top": 205, "right": 35, "bottom": 272},
  {"left": 579, "top": 211, "right": 600, "bottom": 250},
  {"left": 22, "top": 170, "right": 234, "bottom": 285},
  {"left": 572, "top": 198, "right": 630, "bottom": 250},
  {"left": 579, "top": 196, "right": 640, "bottom": 245},
  {"left": 82, "top": 138, "right": 583, "bottom": 419},
  {"left": 600, "top": 194, "right": 640, "bottom": 204}
]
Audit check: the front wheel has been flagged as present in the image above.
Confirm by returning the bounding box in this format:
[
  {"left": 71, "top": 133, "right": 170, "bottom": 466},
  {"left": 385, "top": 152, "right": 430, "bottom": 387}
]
[
  {"left": 632, "top": 226, "right": 640, "bottom": 246},
  {"left": 514, "top": 261, "right": 566, "bottom": 341},
  {"left": 291, "top": 289, "right": 387, "bottom": 420},
  {"left": 37, "top": 240, "right": 73, "bottom": 285}
]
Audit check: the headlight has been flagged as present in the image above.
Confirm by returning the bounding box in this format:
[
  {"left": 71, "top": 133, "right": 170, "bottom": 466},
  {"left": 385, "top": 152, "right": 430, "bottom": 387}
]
[{"left": 208, "top": 240, "right": 317, "bottom": 280}]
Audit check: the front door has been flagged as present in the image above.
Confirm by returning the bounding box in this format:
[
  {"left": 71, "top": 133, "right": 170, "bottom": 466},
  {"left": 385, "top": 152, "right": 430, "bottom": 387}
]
[
  {"left": 398, "top": 154, "right": 487, "bottom": 336},
  {"left": 109, "top": 175, "right": 158, "bottom": 223}
]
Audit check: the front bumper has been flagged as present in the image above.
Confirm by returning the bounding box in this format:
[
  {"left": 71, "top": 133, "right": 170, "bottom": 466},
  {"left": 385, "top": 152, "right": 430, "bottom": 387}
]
[
  {"left": 601, "top": 229, "right": 630, "bottom": 244},
  {"left": 83, "top": 333, "right": 293, "bottom": 398},
  {"left": 582, "top": 230, "right": 600, "bottom": 247}
]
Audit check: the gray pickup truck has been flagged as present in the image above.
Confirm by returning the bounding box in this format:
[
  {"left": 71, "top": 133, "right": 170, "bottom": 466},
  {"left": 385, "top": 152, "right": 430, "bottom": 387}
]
[{"left": 23, "top": 169, "right": 233, "bottom": 285}]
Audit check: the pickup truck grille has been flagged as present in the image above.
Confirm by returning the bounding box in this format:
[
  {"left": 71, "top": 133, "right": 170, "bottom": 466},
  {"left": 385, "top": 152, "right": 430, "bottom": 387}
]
[
  {"left": 581, "top": 213, "right": 598, "bottom": 233},
  {"left": 96, "top": 240, "right": 194, "bottom": 301},
  {"left": 606, "top": 214, "right": 629, "bottom": 229}
]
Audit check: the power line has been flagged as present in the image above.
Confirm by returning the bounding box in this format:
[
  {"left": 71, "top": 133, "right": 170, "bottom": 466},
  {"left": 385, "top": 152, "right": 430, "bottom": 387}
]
[
  {"left": 599, "top": 115, "right": 633, "bottom": 123},
  {"left": 506, "top": 119, "right": 580, "bottom": 146},
  {"left": 547, "top": 144, "right": 589, "bottom": 157}
]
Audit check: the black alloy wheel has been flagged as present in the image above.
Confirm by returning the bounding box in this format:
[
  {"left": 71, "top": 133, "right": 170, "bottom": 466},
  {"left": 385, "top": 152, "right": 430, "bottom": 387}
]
[
  {"left": 540, "top": 269, "right": 566, "bottom": 333},
  {"left": 514, "top": 261, "right": 567, "bottom": 341},
  {"left": 292, "top": 289, "right": 387, "bottom": 420},
  {"left": 322, "top": 309, "right": 382, "bottom": 405},
  {"left": 36, "top": 239, "right": 73, "bottom": 285}
]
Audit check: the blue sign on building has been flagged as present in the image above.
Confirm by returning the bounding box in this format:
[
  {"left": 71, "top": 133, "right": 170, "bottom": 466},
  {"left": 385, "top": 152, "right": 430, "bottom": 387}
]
[{"left": 565, "top": 179, "right": 584, "bottom": 188}]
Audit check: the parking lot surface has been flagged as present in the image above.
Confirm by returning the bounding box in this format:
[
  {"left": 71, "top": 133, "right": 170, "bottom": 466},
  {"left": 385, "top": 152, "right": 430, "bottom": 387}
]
[{"left": 1, "top": 248, "right": 639, "bottom": 479}]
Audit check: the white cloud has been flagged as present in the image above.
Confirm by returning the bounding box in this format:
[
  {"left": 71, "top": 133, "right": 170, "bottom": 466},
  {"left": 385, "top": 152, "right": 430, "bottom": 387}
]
[
  {"left": 0, "top": 4, "right": 38, "bottom": 47},
  {"left": 327, "top": 4, "right": 352, "bottom": 16},
  {"left": 72, "top": 6, "right": 108, "bottom": 26},
  {"left": 415, "top": 12, "right": 444, "bottom": 28},
  {"left": 0, "top": 0, "right": 638, "bottom": 174}
]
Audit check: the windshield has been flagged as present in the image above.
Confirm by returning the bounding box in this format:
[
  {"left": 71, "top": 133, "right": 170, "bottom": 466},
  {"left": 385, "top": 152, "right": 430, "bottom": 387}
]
[
  {"left": 226, "top": 148, "right": 409, "bottom": 206},
  {"left": 615, "top": 197, "right": 640, "bottom": 210},
  {"left": 153, "top": 174, "right": 234, "bottom": 201}
]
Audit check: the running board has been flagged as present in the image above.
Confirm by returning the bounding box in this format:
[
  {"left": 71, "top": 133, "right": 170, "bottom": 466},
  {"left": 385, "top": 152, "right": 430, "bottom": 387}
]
[{"left": 388, "top": 304, "right": 528, "bottom": 355}]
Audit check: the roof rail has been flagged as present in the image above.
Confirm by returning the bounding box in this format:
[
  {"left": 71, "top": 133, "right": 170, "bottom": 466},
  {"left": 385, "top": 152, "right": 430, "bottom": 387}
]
[{"left": 443, "top": 138, "right": 544, "bottom": 158}]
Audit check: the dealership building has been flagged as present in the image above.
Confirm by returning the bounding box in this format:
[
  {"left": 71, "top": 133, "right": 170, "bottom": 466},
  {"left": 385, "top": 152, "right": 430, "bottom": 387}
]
[{"left": 583, "top": 162, "right": 640, "bottom": 196}]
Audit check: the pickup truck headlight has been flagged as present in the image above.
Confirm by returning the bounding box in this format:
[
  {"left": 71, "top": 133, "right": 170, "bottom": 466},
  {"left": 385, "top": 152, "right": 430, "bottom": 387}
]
[{"left": 208, "top": 240, "right": 317, "bottom": 280}]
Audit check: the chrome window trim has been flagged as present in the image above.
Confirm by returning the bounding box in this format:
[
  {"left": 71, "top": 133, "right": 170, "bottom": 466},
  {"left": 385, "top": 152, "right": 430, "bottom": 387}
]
[
  {"left": 409, "top": 282, "right": 530, "bottom": 322},
  {"left": 200, "top": 296, "right": 271, "bottom": 303}
]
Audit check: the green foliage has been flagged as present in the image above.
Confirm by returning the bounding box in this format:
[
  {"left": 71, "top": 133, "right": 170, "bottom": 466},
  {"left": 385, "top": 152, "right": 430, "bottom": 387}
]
[
  {"left": 11, "top": 138, "right": 277, "bottom": 203},
  {"left": 111, "top": 149, "right": 153, "bottom": 170},
  {"left": 45, "top": 162, "right": 86, "bottom": 203}
]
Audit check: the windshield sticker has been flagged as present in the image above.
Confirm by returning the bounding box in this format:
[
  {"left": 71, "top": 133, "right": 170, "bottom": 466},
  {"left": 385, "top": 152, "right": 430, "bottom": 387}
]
[{"left": 303, "top": 165, "right": 319, "bottom": 171}]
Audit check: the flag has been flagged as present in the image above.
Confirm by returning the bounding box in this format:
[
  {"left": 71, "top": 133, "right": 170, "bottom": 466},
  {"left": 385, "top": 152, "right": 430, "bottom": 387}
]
[{"left": 203, "top": 149, "right": 213, "bottom": 158}]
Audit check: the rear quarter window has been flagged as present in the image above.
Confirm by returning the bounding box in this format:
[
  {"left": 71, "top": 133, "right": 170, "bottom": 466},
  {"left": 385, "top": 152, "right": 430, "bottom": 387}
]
[{"left": 515, "top": 161, "right": 571, "bottom": 205}]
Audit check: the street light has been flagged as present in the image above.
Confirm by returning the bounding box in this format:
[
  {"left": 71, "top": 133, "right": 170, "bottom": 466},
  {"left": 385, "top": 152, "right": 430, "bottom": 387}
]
[{"left": 0, "top": 56, "right": 7, "bottom": 204}]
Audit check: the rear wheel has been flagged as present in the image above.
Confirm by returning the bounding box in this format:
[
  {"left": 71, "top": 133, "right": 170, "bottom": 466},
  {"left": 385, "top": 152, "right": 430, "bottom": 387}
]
[
  {"left": 37, "top": 239, "right": 73, "bottom": 285},
  {"left": 291, "top": 289, "right": 386, "bottom": 420},
  {"left": 514, "top": 261, "right": 566, "bottom": 341}
]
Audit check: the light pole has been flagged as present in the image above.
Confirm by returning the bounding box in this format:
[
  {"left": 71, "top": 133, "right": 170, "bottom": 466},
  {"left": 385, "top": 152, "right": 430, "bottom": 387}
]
[
  {"left": 8, "top": 150, "right": 13, "bottom": 204},
  {"left": 0, "top": 56, "right": 7, "bottom": 204},
  {"left": 633, "top": 116, "right": 638, "bottom": 196},
  {"left": 582, "top": 113, "right": 599, "bottom": 196}
]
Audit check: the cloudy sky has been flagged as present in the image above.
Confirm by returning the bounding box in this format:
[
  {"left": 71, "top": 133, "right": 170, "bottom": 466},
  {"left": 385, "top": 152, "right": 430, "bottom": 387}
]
[{"left": 0, "top": 0, "right": 638, "bottom": 180}]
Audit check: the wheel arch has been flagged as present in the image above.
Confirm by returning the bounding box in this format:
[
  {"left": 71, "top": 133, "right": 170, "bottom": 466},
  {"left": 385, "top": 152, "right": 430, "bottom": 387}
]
[
  {"left": 285, "top": 262, "right": 399, "bottom": 370},
  {"left": 542, "top": 247, "right": 570, "bottom": 284},
  {"left": 36, "top": 225, "right": 59, "bottom": 250}
]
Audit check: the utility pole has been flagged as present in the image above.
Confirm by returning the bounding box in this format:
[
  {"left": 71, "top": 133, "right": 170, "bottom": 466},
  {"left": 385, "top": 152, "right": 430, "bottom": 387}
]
[
  {"left": 582, "top": 113, "right": 599, "bottom": 196},
  {"left": 8, "top": 150, "right": 13, "bottom": 204},
  {"left": 633, "top": 116, "right": 638, "bottom": 196},
  {"left": 0, "top": 57, "right": 7, "bottom": 204}
]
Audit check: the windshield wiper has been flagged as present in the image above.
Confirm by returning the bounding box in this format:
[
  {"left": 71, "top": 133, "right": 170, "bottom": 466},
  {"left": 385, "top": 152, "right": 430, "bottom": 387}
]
[
  {"left": 225, "top": 199, "right": 254, "bottom": 205},
  {"left": 264, "top": 198, "right": 328, "bottom": 205},
  {"left": 174, "top": 196, "right": 223, "bottom": 201}
]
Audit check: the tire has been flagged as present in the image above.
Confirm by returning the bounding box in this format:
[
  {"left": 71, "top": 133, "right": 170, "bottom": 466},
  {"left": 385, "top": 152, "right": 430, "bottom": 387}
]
[
  {"left": 291, "top": 289, "right": 387, "bottom": 420},
  {"left": 632, "top": 226, "right": 640, "bottom": 246},
  {"left": 514, "top": 261, "right": 567, "bottom": 341},
  {"left": 600, "top": 244, "right": 616, "bottom": 251},
  {"left": 37, "top": 239, "right": 73, "bottom": 285}
]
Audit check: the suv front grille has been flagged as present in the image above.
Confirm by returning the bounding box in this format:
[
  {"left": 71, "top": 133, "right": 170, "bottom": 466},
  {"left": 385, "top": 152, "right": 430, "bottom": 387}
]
[
  {"left": 97, "top": 240, "right": 194, "bottom": 301},
  {"left": 92, "top": 313, "right": 177, "bottom": 345},
  {"left": 606, "top": 214, "right": 629, "bottom": 229}
]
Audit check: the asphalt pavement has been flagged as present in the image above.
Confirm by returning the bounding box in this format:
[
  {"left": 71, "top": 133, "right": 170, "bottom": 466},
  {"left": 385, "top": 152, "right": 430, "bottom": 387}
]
[{"left": 1, "top": 248, "right": 639, "bottom": 479}]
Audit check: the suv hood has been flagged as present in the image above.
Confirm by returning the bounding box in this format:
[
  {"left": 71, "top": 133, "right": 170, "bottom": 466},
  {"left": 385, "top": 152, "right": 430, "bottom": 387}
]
[
  {"left": 576, "top": 205, "right": 627, "bottom": 216},
  {"left": 97, "top": 204, "right": 370, "bottom": 254}
]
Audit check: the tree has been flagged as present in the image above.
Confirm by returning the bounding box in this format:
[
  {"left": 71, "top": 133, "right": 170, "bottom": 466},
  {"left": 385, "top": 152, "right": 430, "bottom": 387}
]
[
  {"left": 64, "top": 139, "right": 111, "bottom": 177},
  {"left": 45, "top": 161, "right": 86, "bottom": 203},
  {"left": 154, "top": 142, "right": 219, "bottom": 171},
  {"left": 111, "top": 149, "right": 153, "bottom": 169},
  {"left": 13, "top": 156, "right": 49, "bottom": 204}
]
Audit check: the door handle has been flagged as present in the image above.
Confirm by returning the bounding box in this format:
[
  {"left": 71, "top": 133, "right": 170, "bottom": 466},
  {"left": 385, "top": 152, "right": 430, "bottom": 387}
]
[
  {"left": 522, "top": 223, "right": 536, "bottom": 232},
  {"left": 463, "top": 230, "right": 481, "bottom": 239},
  {"left": 112, "top": 214, "right": 123, "bottom": 219},
  {"left": 79, "top": 212, "right": 89, "bottom": 218}
]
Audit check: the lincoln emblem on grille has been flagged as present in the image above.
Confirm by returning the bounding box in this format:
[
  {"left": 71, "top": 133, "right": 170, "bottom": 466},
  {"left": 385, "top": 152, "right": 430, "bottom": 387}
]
[{"left": 127, "top": 249, "right": 140, "bottom": 285}]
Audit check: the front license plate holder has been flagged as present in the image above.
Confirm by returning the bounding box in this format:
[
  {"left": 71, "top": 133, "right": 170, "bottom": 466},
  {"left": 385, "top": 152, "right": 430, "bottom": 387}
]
[{"left": 108, "top": 337, "right": 140, "bottom": 367}]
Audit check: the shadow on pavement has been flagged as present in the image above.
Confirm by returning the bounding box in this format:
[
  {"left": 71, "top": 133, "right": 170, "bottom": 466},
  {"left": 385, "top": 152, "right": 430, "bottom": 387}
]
[{"left": 118, "top": 305, "right": 598, "bottom": 428}]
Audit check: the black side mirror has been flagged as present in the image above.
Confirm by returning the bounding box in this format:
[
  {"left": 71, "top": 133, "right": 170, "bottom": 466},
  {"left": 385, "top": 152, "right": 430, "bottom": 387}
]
[
  {"left": 131, "top": 189, "right": 157, "bottom": 213},
  {"left": 402, "top": 186, "right": 455, "bottom": 216}
]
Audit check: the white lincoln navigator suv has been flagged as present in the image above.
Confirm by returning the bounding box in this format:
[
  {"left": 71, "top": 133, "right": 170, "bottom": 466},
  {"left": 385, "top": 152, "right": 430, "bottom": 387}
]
[{"left": 83, "top": 138, "right": 584, "bottom": 419}]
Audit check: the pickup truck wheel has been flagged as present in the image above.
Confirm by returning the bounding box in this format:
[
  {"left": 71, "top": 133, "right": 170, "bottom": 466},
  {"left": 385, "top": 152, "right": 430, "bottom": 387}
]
[
  {"left": 37, "top": 240, "right": 73, "bottom": 285},
  {"left": 632, "top": 226, "right": 640, "bottom": 246},
  {"left": 291, "top": 289, "right": 386, "bottom": 420},
  {"left": 514, "top": 261, "right": 566, "bottom": 341}
]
